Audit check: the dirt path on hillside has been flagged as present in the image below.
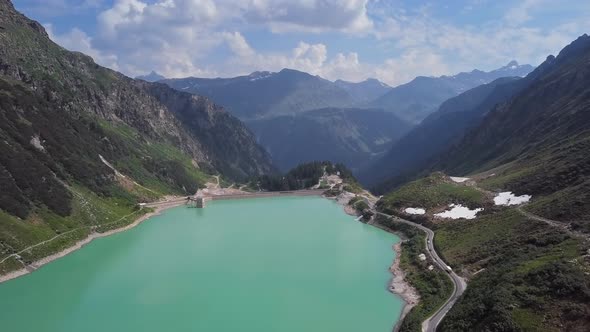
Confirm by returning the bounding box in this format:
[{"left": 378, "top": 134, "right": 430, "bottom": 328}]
[{"left": 459, "top": 176, "right": 589, "bottom": 240}]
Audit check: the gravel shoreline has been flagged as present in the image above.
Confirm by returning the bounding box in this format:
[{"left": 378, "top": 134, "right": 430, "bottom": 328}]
[
  {"left": 389, "top": 242, "right": 420, "bottom": 330},
  {"left": 0, "top": 200, "right": 185, "bottom": 284}
]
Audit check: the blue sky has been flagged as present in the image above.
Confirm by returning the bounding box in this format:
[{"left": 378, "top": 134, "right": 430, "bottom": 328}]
[{"left": 14, "top": 0, "right": 590, "bottom": 86}]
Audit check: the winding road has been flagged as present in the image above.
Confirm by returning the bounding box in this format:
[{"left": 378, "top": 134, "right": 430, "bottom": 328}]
[{"left": 375, "top": 212, "right": 467, "bottom": 332}]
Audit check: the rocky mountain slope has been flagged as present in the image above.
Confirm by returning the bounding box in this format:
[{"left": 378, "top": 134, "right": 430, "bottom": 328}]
[
  {"left": 0, "top": 0, "right": 273, "bottom": 274},
  {"left": 248, "top": 108, "right": 411, "bottom": 172},
  {"left": 369, "top": 61, "right": 534, "bottom": 124}
]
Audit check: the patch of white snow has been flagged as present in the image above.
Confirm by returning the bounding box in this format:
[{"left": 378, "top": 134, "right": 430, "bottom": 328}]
[
  {"left": 435, "top": 204, "right": 483, "bottom": 220},
  {"left": 405, "top": 208, "right": 426, "bottom": 215},
  {"left": 494, "top": 192, "right": 531, "bottom": 206},
  {"left": 450, "top": 176, "right": 470, "bottom": 183}
]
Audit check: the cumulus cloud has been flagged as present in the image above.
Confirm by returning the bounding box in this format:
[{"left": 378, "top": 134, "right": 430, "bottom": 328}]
[
  {"left": 39, "top": 0, "right": 590, "bottom": 85},
  {"left": 371, "top": 3, "right": 590, "bottom": 77}
]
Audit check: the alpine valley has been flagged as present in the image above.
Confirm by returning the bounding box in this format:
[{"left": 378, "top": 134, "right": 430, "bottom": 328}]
[{"left": 1, "top": 1, "right": 590, "bottom": 332}]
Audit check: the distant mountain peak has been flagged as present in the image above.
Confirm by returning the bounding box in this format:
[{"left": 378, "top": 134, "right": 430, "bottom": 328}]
[
  {"left": 505, "top": 60, "right": 519, "bottom": 68},
  {"left": 363, "top": 78, "right": 391, "bottom": 87},
  {"left": 135, "top": 71, "right": 166, "bottom": 82},
  {"left": 248, "top": 71, "right": 274, "bottom": 81}
]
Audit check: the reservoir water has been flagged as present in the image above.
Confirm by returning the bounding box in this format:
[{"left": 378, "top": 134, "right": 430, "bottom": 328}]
[{"left": 0, "top": 196, "right": 402, "bottom": 331}]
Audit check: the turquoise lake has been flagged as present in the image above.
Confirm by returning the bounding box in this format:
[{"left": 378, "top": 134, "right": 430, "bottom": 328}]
[{"left": 0, "top": 196, "right": 402, "bottom": 331}]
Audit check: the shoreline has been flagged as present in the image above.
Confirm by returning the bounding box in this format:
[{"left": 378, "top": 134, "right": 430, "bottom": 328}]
[
  {"left": 1, "top": 191, "right": 419, "bottom": 331},
  {"left": 331, "top": 193, "right": 419, "bottom": 330},
  {"left": 389, "top": 243, "right": 420, "bottom": 330},
  {"left": 367, "top": 220, "right": 419, "bottom": 331},
  {"left": 0, "top": 191, "right": 325, "bottom": 284},
  {"left": 0, "top": 200, "right": 186, "bottom": 284}
]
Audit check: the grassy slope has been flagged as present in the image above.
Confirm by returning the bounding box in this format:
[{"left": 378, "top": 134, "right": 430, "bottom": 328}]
[
  {"left": 477, "top": 144, "right": 590, "bottom": 233},
  {"left": 435, "top": 209, "right": 590, "bottom": 331},
  {"left": 376, "top": 172, "right": 590, "bottom": 331},
  {"left": 377, "top": 172, "right": 485, "bottom": 215},
  {"left": 99, "top": 119, "right": 211, "bottom": 195}
]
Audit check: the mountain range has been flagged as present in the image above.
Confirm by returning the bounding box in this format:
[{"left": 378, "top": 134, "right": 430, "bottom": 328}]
[
  {"left": 160, "top": 62, "right": 532, "bottom": 173},
  {"left": 368, "top": 61, "right": 534, "bottom": 124},
  {"left": 161, "top": 62, "right": 533, "bottom": 124},
  {"left": 334, "top": 78, "right": 392, "bottom": 104},
  {"left": 162, "top": 69, "right": 359, "bottom": 120},
  {"left": 362, "top": 75, "right": 530, "bottom": 190}
]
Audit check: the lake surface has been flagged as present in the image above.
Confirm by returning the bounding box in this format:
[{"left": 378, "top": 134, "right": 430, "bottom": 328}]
[{"left": 0, "top": 196, "right": 402, "bottom": 331}]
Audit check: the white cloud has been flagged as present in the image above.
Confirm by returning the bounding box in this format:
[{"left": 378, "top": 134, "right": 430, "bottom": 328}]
[
  {"left": 222, "top": 32, "right": 255, "bottom": 58},
  {"left": 44, "top": 24, "right": 119, "bottom": 70},
  {"left": 40, "top": 0, "right": 590, "bottom": 85},
  {"left": 238, "top": 0, "right": 373, "bottom": 33},
  {"left": 369, "top": 3, "right": 590, "bottom": 78},
  {"left": 503, "top": 0, "right": 545, "bottom": 26}
]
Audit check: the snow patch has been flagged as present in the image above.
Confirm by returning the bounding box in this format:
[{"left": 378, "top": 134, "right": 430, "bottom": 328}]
[
  {"left": 434, "top": 204, "right": 483, "bottom": 220},
  {"left": 494, "top": 192, "right": 531, "bottom": 206},
  {"left": 450, "top": 176, "right": 470, "bottom": 183},
  {"left": 249, "top": 73, "right": 273, "bottom": 81},
  {"left": 405, "top": 208, "right": 426, "bottom": 215}
]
